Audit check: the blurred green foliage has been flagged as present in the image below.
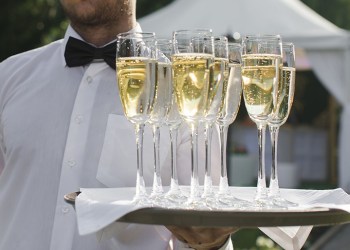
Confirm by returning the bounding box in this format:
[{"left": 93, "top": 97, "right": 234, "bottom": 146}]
[
  {"left": 1, "top": 0, "right": 67, "bottom": 61},
  {"left": 301, "top": 0, "right": 350, "bottom": 30},
  {"left": 136, "top": 0, "right": 174, "bottom": 19},
  {"left": 0, "top": 0, "right": 173, "bottom": 61}
]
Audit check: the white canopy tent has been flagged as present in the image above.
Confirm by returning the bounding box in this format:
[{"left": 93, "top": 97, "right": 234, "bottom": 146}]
[{"left": 138, "top": 0, "right": 350, "bottom": 191}]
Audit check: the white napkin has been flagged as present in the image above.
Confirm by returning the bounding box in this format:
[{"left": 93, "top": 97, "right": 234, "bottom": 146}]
[
  {"left": 259, "top": 226, "right": 313, "bottom": 250},
  {"left": 75, "top": 187, "right": 350, "bottom": 250},
  {"left": 76, "top": 187, "right": 147, "bottom": 235},
  {"left": 259, "top": 188, "right": 350, "bottom": 250}
]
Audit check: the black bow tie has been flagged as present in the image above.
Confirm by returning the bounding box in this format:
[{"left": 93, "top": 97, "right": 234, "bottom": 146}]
[{"left": 64, "top": 37, "right": 116, "bottom": 69}]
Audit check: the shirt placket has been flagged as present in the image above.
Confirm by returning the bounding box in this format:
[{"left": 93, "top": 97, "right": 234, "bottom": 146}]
[{"left": 49, "top": 63, "right": 108, "bottom": 250}]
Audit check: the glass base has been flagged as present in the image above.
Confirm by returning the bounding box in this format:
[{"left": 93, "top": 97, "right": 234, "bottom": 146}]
[
  {"left": 185, "top": 198, "right": 212, "bottom": 210},
  {"left": 269, "top": 194, "right": 298, "bottom": 208},
  {"left": 215, "top": 193, "right": 252, "bottom": 210},
  {"left": 132, "top": 193, "right": 151, "bottom": 207},
  {"left": 164, "top": 190, "right": 188, "bottom": 208}
]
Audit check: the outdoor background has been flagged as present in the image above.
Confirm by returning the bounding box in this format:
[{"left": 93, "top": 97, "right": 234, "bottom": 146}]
[
  {"left": 1, "top": 0, "right": 350, "bottom": 249},
  {"left": 2, "top": 0, "right": 350, "bottom": 62}
]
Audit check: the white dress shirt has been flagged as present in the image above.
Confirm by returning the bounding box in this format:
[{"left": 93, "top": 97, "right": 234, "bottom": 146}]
[{"left": 0, "top": 24, "right": 231, "bottom": 250}]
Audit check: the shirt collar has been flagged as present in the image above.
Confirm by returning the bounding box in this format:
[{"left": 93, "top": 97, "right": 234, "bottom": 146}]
[{"left": 60, "top": 23, "right": 143, "bottom": 67}]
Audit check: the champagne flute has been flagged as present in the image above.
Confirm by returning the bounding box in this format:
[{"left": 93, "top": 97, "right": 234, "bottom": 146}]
[
  {"left": 268, "top": 42, "right": 297, "bottom": 207},
  {"left": 215, "top": 43, "right": 249, "bottom": 208},
  {"left": 202, "top": 36, "right": 228, "bottom": 203},
  {"left": 241, "top": 34, "right": 282, "bottom": 207},
  {"left": 148, "top": 40, "right": 173, "bottom": 204},
  {"left": 157, "top": 39, "right": 187, "bottom": 205},
  {"left": 116, "top": 32, "right": 158, "bottom": 205},
  {"left": 172, "top": 29, "right": 214, "bottom": 208}
]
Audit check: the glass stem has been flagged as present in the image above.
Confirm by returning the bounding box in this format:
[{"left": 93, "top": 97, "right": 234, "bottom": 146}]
[
  {"left": 269, "top": 125, "right": 280, "bottom": 197},
  {"left": 169, "top": 126, "right": 179, "bottom": 191},
  {"left": 151, "top": 125, "right": 163, "bottom": 195},
  {"left": 135, "top": 123, "right": 146, "bottom": 199},
  {"left": 203, "top": 122, "right": 213, "bottom": 195},
  {"left": 189, "top": 122, "right": 200, "bottom": 201},
  {"left": 256, "top": 123, "right": 267, "bottom": 200},
  {"left": 218, "top": 124, "right": 229, "bottom": 194}
]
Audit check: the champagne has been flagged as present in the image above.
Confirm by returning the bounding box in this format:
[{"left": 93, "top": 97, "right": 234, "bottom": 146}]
[
  {"left": 269, "top": 66, "right": 296, "bottom": 125},
  {"left": 149, "top": 62, "right": 172, "bottom": 126},
  {"left": 205, "top": 58, "right": 228, "bottom": 120},
  {"left": 116, "top": 57, "right": 158, "bottom": 124},
  {"left": 241, "top": 54, "right": 281, "bottom": 122},
  {"left": 162, "top": 63, "right": 182, "bottom": 129},
  {"left": 217, "top": 63, "right": 242, "bottom": 126},
  {"left": 172, "top": 53, "right": 213, "bottom": 121}
]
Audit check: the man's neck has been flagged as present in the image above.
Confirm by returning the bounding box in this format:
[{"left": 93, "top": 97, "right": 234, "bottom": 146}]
[{"left": 71, "top": 19, "right": 136, "bottom": 47}]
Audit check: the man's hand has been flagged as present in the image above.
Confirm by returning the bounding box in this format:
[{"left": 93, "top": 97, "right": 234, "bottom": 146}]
[{"left": 166, "top": 226, "right": 239, "bottom": 250}]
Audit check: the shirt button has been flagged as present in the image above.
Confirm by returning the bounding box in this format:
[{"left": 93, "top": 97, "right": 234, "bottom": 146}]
[
  {"left": 75, "top": 115, "right": 83, "bottom": 124},
  {"left": 61, "top": 206, "right": 70, "bottom": 214},
  {"left": 67, "top": 160, "right": 76, "bottom": 167},
  {"left": 86, "top": 76, "right": 93, "bottom": 84}
]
